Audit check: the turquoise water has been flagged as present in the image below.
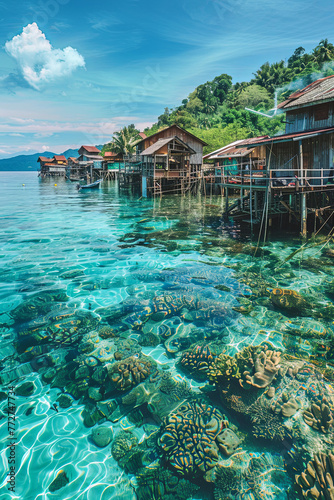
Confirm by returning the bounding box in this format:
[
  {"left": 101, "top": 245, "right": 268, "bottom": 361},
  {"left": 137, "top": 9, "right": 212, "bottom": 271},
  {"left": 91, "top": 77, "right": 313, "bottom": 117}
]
[{"left": 0, "top": 172, "right": 334, "bottom": 500}]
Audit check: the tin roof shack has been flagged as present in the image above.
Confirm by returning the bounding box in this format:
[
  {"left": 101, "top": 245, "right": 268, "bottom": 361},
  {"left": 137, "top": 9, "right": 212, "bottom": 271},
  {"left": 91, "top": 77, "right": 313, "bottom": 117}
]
[
  {"left": 37, "top": 155, "right": 68, "bottom": 177},
  {"left": 102, "top": 151, "right": 124, "bottom": 179},
  {"left": 222, "top": 76, "right": 334, "bottom": 235},
  {"left": 77, "top": 145, "right": 102, "bottom": 163},
  {"left": 132, "top": 125, "right": 207, "bottom": 196},
  {"left": 203, "top": 138, "right": 267, "bottom": 193},
  {"left": 77, "top": 145, "right": 103, "bottom": 181}
]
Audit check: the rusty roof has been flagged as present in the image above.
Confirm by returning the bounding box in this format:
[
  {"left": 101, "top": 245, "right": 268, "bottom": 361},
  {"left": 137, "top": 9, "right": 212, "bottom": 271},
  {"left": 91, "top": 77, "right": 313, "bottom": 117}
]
[
  {"left": 240, "top": 126, "right": 334, "bottom": 147},
  {"left": 54, "top": 155, "right": 67, "bottom": 161},
  {"left": 104, "top": 151, "right": 117, "bottom": 157},
  {"left": 37, "top": 156, "right": 52, "bottom": 162},
  {"left": 203, "top": 136, "right": 269, "bottom": 160},
  {"left": 278, "top": 75, "right": 334, "bottom": 110},
  {"left": 80, "top": 145, "right": 101, "bottom": 153}
]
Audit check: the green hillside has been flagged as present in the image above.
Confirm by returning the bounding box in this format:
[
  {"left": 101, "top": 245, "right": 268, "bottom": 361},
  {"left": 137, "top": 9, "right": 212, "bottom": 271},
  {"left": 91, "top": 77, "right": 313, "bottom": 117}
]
[
  {"left": 0, "top": 149, "right": 79, "bottom": 172},
  {"left": 141, "top": 39, "right": 334, "bottom": 155}
]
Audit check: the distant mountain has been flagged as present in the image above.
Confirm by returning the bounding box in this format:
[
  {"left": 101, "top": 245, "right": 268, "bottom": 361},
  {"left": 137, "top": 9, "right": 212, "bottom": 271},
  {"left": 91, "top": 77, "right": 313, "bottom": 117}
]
[{"left": 0, "top": 149, "right": 79, "bottom": 171}]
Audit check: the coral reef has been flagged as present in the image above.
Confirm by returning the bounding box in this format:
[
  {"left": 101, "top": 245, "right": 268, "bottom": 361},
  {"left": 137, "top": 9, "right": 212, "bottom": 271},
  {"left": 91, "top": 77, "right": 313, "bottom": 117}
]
[
  {"left": 270, "top": 288, "right": 311, "bottom": 315},
  {"left": 208, "top": 344, "right": 281, "bottom": 390},
  {"left": 135, "top": 465, "right": 200, "bottom": 500},
  {"left": 295, "top": 451, "right": 334, "bottom": 499},
  {"left": 303, "top": 397, "right": 333, "bottom": 434},
  {"left": 239, "top": 347, "right": 281, "bottom": 389},
  {"left": 213, "top": 452, "right": 286, "bottom": 500},
  {"left": 159, "top": 400, "right": 229, "bottom": 476},
  {"left": 108, "top": 355, "right": 155, "bottom": 392},
  {"left": 271, "top": 392, "right": 301, "bottom": 418},
  {"left": 179, "top": 344, "right": 215, "bottom": 380}
]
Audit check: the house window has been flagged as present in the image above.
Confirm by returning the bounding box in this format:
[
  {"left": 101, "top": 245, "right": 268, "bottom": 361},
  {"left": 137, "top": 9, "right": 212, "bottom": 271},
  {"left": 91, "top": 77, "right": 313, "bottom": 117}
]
[{"left": 314, "top": 104, "right": 329, "bottom": 121}]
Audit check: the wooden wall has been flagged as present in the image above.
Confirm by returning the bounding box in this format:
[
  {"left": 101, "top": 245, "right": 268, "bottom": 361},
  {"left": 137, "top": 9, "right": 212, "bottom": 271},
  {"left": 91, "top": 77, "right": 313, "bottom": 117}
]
[
  {"left": 138, "top": 125, "right": 204, "bottom": 165},
  {"left": 268, "top": 132, "right": 334, "bottom": 185},
  {"left": 285, "top": 103, "right": 334, "bottom": 133}
]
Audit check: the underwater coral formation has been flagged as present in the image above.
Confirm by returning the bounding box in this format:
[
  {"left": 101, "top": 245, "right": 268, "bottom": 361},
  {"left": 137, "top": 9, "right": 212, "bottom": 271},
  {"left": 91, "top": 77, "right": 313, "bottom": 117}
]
[
  {"left": 208, "top": 344, "right": 281, "bottom": 390},
  {"left": 303, "top": 397, "right": 334, "bottom": 434},
  {"left": 108, "top": 355, "right": 154, "bottom": 392},
  {"left": 295, "top": 451, "right": 334, "bottom": 499},
  {"left": 159, "top": 400, "right": 229, "bottom": 476}
]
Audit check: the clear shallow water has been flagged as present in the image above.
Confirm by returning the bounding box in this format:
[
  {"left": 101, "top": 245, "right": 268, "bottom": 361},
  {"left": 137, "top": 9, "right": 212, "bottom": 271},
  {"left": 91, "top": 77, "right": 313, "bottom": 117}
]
[{"left": 0, "top": 172, "right": 334, "bottom": 500}]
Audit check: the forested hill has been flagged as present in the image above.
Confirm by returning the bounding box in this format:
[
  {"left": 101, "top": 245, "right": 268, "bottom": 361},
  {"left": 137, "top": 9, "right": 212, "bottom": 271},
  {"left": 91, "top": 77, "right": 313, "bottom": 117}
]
[{"left": 140, "top": 40, "right": 334, "bottom": 155}]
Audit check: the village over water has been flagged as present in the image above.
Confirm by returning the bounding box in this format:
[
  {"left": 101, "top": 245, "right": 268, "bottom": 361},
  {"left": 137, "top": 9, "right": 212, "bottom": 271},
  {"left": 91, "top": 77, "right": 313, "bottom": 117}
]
[{"left": 2, "top": 22, "right": 334, "bottom": 500}]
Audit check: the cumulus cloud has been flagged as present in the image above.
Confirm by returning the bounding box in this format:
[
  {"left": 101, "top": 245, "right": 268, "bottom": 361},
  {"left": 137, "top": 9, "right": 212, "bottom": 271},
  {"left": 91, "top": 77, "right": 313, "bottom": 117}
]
[{"left": 5, "top": 23, "right": 85, "bottom": 90}]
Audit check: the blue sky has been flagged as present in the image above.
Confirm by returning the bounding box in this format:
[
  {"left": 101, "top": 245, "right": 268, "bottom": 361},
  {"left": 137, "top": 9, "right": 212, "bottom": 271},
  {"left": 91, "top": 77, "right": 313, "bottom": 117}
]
[{"left": 0, "top": 0, "right": 333, "bottom": 157}]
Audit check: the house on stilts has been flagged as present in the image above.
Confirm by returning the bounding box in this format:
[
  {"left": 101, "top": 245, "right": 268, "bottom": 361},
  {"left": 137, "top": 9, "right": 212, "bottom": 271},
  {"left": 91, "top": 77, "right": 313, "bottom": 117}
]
[
  {"left": 119, "top": 125, "right": 207, "bottom": 196},
  {"left": 212, "top": 75, "right": 334, "bottom": 235}
]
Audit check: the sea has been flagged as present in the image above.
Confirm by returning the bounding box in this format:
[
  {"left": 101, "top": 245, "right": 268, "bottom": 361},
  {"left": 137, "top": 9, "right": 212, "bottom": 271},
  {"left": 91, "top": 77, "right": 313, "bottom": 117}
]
[{"left": 0, "top": 171, "right": 333, "bottom": 500}]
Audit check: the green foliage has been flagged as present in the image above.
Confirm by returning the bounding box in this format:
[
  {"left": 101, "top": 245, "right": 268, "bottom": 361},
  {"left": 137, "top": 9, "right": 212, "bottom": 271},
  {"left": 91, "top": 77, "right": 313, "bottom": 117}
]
[
  {"left": 236, "top": 84, "right": 273, "bottom": 110},
  {"left": 105, "top": 40, "right": 334, "bottom": 156},
  {"left": 189, "top": 125, "right": 251, "bottom": 155},
  {"left": 102, "top": 124, "right": 141, "bottom": 156}
]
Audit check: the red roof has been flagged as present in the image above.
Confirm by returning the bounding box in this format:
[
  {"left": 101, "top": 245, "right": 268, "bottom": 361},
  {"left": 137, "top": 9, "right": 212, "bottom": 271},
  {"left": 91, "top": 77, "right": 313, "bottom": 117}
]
[
  {"left": 104, "top": 151, "right": 117, "bottom": 158},
  {"left": 139, "top": 132, "right": 147, "bottom": 139},
  {"left": 37, "top": 156, "right": 52, "bottom": 162},
  {"left": 54, "top": 155, "right": 67, "bottom": 161},
  {"left": 80, "top": 145, "right": 101, "bottom": 153}
]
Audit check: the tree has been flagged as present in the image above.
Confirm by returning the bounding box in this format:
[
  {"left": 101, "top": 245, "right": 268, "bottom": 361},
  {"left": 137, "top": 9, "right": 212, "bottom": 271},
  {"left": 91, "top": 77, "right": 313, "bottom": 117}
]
[
  {"left": 173, "top": 110, "right": 198, "bottom": 128},
  {"left": 212, "top": 74, "right": 233, "bottom": 104},
  {"left": 313, "top": 39, "right": 334, "bottom": 64},
  {"left": 236, "top": 84, "right": 273, "bottom": 110},
  {"left": 108, "top": 125, "right": 141, "bottom": 156}
]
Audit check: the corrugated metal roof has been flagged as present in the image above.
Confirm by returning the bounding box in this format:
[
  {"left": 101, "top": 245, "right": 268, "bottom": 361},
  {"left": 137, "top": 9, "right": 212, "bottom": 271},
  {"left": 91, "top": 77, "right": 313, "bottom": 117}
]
[
  {"left": 217, "top": 146, "right": 255, "bottom": 158},
  {"left": 241, "top": 126, "right": 334, "bottom": 146},
  {"left": 203, "top": 136, "right": 268, "bottom": 160},
  {"left": 279, "top": 75, "right": 334, "bottom": 110},
  {"left": 54, "top": 155, "right": 67, "bottom": 161}
]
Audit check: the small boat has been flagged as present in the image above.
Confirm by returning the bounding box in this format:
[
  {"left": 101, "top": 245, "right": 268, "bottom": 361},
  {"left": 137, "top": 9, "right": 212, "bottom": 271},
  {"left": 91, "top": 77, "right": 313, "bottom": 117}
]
[
  {"left": 68, "top": 177, "right": 85, "bottom": 182},
  {"left": 76, "top": 179, "right": 102, "bottom": 191}
]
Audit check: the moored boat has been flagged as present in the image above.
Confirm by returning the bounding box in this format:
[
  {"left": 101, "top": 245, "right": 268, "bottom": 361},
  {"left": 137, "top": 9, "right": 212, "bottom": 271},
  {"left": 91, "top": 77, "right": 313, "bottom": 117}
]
[{"left": 76, "top": 179, "right": 102, "bottom": 190}]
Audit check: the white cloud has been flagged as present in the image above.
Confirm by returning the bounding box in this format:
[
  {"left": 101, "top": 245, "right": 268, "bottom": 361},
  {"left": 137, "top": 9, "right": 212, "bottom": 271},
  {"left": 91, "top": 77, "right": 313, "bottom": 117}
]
[{"left": 5, "top": 23, "right": 85, "bottom": 90}]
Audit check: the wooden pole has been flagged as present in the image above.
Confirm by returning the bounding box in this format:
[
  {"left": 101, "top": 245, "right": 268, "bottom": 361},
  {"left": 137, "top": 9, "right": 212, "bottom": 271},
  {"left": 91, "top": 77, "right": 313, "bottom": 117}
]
[
  {"left": 224, "top": 187, "right": 229, "bottom": 221},
  {"left": 299, "top": 140, "right": 307, "bottom": 237}
]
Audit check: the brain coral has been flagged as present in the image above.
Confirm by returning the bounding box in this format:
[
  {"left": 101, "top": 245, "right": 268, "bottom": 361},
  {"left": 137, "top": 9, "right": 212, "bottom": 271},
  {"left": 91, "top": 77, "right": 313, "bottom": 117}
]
[{"left": 159, "top": 400, "right": 228, "bottom": 477}]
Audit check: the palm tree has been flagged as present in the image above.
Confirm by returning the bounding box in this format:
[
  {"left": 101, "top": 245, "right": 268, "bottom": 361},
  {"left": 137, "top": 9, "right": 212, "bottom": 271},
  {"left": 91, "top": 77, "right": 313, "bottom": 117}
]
[
  {"left": 313, "top": 39, "right": 334, "bottom": 65},
  {"left": 111, "top": 125, "right": 141, "bottom": 156}
]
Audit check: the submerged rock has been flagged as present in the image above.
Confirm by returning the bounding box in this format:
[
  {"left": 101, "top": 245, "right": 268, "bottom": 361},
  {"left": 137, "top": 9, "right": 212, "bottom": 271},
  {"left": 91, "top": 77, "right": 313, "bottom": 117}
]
[
  {"left": 16, "top": 381, "right": 35, "bottom": 396},
  {"left": 49, "top": 470, "right": 69, "bottom": 492},
  {"left": 92, "top": 426, "right": 113, "bottom": 447}
]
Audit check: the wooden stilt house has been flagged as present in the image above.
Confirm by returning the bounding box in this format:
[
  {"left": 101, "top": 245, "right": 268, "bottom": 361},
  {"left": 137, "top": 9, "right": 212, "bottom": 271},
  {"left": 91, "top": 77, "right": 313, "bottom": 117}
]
[
  {"left": 216, "top": 75, "right": 334, "bottom": 235},
  {"left": 127, "top": 125, "right": 207, "bottom": 196}
]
